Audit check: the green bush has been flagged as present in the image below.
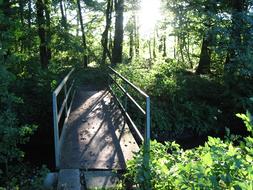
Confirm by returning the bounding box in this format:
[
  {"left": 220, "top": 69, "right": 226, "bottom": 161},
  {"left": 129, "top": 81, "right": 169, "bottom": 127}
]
[
  {"left": 116, "top": 60, "right": 223, "bottom": 137},
  {"left": 125, "top": 112, "right": 253, "bottom": 189}
]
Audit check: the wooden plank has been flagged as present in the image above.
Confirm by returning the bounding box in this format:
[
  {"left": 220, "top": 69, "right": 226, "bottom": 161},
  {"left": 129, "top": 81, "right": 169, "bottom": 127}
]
[
  {"left": 83, "top": 171, "right": 121, "bottom": 189},
  {"left": 59, "top": 89, "right": 139, "bottom": 170},
  {"left": 57, "top": 169, "right": 81, "bottom": 190}
]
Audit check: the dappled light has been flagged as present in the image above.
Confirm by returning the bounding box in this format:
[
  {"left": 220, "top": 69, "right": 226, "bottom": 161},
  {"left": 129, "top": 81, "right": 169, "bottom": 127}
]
[
  {"left": 139, "top": 0, "right": 162, "bottom": 38},
  {"left": 0, "top": 0, "right": 252, "bottom": 189}
]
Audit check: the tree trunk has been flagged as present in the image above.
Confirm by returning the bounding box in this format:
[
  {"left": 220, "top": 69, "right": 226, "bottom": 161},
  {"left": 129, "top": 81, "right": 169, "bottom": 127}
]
[
  {"left": 1, "top": 0, "right": 11, "bottom": 63},
  {"left": 63, "top": 0, "right": 68, "bottom": 21},
  {"left": 28, "top": 0, "right": 32, "bottom": 29},
  {"left": 163, "top": 36, "right": 167, "bottom": 57},
  {"left": 196, "top": 36, "right": 211, "bottom": 74},
  {"left": 18, "top": 0, "right": 24, "bottom": 26},
  {"left": 224, "top": 0, "right": 247, "bottom": 73},
  {"left": 174, "top": 36, "right": 177, "bottom": 59},
  {"left": 148, "top": 40, "right": 152, "bottom": 60},
  {"left": 60, "top": 0, "right": 67, "bottom": 29},
  {"left": 45, "top": 0, "right": 51, "bottom": 60},
  {"left": 109, "top": 30, "right": 113, "bottom": 53},
  {"left": 77, "top": 0, "right": 88, "bottom": 67},
  {"left": 186, "top": 31, "right": 193, "bottom": 68},
  {"left": 18, "top": 0, "right": 24, "bottom": 52},
  {"left": 134, "top": 15, "right": 139, "bottom": 57},
  {"left": 101, "top": 0, "right": 113, "bottom": 64},
  {"left": 178, "top": 36, "right": 185, "bottom": 63},
  {"left": 36, "top": 0, "right": 49, "bottom": 69},
  {"left": 153, "top": 36, "right": 156, "bottom": 59},
  {"left": 76, "top": 8, "right": 80, "bottom": 36},
  {"left": 129, "top": 30, "right": 134, "bottom": 60},
  {"left": 112, "top": 0, "right": 124, "bottom": 66}
]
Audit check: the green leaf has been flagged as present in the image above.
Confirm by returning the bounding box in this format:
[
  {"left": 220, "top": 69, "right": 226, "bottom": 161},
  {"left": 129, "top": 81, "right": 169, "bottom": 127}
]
[
  {"left": 245, "top": 155, "right": 252, "bottom": 163},
  {"left": 201, "top": 152, "right": 213, "bottom": 166}
]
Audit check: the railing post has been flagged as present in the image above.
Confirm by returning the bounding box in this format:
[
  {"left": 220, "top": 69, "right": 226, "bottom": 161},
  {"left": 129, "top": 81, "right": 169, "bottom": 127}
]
[
  {"left": 144, "top": 96, "right": 151, "bottom": 189},
  {"left": 107, "top": 68, "right": 110, "bottom": 89},
  {"left": 124, "top": 83, "right": 128, "bottom": 111},
  {"left": 52, "top": 93, "right": 60, "bottom": 169},
  {"left": 146, "top": 96, "right": 150, "bottom": 145},
  {"left": 64, "top": 84, "right": 68, "bottom": 117}
]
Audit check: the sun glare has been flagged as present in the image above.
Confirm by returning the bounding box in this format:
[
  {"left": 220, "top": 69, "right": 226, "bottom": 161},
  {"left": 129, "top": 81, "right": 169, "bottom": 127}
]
[{"left": 139, "top": 0, "right": 161, "bottom": 38}]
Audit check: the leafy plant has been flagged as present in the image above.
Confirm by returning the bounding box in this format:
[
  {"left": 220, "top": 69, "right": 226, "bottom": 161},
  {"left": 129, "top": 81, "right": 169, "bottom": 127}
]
[{"left": 125, "top": 112, "right": 253, "bottom": 189}]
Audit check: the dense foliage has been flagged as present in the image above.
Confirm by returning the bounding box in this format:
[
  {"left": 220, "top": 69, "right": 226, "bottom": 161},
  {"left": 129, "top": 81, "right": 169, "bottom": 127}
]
[
  {"left": 125, "top": 112, "right": 253, "bottom": 189},
  {"left": 116, "top": 59, "right": 253, "bottom": 140},
  {"left": 0, "top": 0, "right": 252, "bottom": 189}
]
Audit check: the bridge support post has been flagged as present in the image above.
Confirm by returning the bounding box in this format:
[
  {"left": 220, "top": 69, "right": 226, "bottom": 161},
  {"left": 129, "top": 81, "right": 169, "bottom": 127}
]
[
  {"left": 124, "top": 83, "right": 128, "bottom": 111},
  {"left": 145, "top": 96, "right": 150, "bottom": 146},
  {"left": 53, "top": 93, "right": 60, "bottom": 169},
  {"left": 64, "top": 84, "right": 68, "bottom": 117},
  {"left": 143, "top": 96, "right": 151, "bottom": 189}
]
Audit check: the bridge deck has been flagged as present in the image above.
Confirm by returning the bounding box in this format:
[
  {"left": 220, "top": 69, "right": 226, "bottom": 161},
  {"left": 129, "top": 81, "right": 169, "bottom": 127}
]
[{"left": 59, "top": 87, "right": 139, "bottom": 170}]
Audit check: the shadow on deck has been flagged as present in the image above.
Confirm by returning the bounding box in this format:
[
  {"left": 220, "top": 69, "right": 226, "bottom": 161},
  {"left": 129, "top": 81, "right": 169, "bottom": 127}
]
[{"left": 59, "top": 86, "right": 139, "bottom": 171}]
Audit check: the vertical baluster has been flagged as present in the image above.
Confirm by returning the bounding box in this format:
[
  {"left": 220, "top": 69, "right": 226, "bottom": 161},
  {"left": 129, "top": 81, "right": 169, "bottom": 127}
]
[
  {"left": 145, "top": 96, "right": 150, "bottom": 145},
  {"left": 124, "top": 83, "right": 128, "bottom": 111},
  {"left": 52, "top": 93, "right": 60, "bottom": 169},
  {"left": 64, "top": 83, "right": 68, "bottom": 118},
  {"left": 144, "top": 96, "right": 151, "bottom": 189}
]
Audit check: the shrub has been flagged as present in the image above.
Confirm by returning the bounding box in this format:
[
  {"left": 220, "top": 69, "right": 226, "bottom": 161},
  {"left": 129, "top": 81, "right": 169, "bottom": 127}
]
[
  {"left": 125, "top": 112, "right": 253, "bottom": 189},
  {"left": 116, "top": 60, "right": 225, "bottom": 137}
]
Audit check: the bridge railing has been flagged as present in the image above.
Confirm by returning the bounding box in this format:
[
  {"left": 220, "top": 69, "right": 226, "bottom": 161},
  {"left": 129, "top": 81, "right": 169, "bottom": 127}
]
[
  {"left": 52, "top": 68, "right": 76, "bottom": 169},
  {"left": 108, "top": 66, "right": 150, "bottom": 150}
]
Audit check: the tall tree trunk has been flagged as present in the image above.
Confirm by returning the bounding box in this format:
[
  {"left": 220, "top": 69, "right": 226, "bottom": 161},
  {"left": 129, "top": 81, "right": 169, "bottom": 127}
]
[
  {"left": 63, "top": 0, "right": 68, "bottom": 21},
  {"left": 28, "top": 0, "right": 32, "bottom": 29},
  {"left": 148, "top": 40, "right": 152, "bottom": 60},
  {"left": 174, "top": 36, "right": 177, "bottom": 59},
  {"left": 77, "top": 0, "right": 88, "bottom": 67},
  {"left": 179, "top": 36, "right": 185, "bottom": 63},
  {"left": 153, "top": 35, "right": 156, "bottom": 59},
  {"left": 60, "top": 0, "right": 67, "bottom": 29},
  {"left": 76, "top": 8, "right": 79, "bottom": 36},
  {"left": 0, "top": 0, "right": 11, "bottom": 63},
  {"left": 186, "top": 31, "right": 192, "bottom": 68},
  {"left": 45, "top": 0, "right": 51, "bottom": 60},
  {"left": 19, "top": 0, "right": 24, "bottom": 26},
  {"left": 18, "top": 0, "right": 24, "bottom": 52},
  {"left": 112, "top": 0, "right": 124, "bottom": 66},
  {"left": 224, "top": 0, "right": 246, "bottom": 73},
  {"left": 129, "top": 30, "right": 134, "bottom": 60},
  {"left": 134, "top": 14, "right": 139, "bottom": 57},
  {"left": 101, "top": 0, "right": 113, "bottom": 64},
  {"left": 196, "top": 35, "right": 211, "bottom": 74},
  {"left": 163, "top": 36, "right": 167, "bottom": 57},
  {"left": 109, "top": 30, "right": 113, "bottom": 53},
  {"left": 36, "top": 0, "right": 49, "bottom": 69}
]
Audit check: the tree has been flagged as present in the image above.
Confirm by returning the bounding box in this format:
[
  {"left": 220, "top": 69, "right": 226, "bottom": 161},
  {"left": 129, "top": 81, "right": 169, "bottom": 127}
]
[
  {"left": 224, "top": 0, "right": 252, "bottom": 75},
  {"left": 45, "top": 0, "right": 52, "bottom": 60},
  {"left": 196, "top": 34, "right": 212, "bottom": 74},
  {"left": 59, "top": 0, "right": 67, "bottom": 29},
  {"left": 112, "top": 0, "right": 124, "bottom": 66},
  {"left": 77, "top": 0, "right": 88, "bottom": 67},
  {"left": 36, "top": 0, "right": 49, "bottom": 68},
  {"left": 101, "top": 0, "right": 113, "bottom": 64}
]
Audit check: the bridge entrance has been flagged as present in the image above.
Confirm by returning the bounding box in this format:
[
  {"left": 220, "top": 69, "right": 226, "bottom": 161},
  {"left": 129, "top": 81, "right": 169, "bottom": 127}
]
[{"left": 51, "top": 67, "right": 150, "bottom": 189}]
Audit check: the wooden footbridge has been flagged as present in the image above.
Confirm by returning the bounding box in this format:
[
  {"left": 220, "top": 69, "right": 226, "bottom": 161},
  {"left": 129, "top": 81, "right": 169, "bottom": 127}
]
[{"left": 50, "top": 67, "right": 150, "bottom": 189}]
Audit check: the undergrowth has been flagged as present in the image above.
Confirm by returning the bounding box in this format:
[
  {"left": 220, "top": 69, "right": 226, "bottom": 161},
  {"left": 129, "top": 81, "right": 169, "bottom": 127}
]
[
  {"left": 123, "top": 112, "right": 253, "bottom": 189},
  {"left": 116, "top": 59, "right": 253, "bottom": 139}
]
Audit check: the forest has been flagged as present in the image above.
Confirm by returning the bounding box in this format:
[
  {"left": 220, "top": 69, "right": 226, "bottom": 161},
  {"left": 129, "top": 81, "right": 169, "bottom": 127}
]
[{"left": 0, "top": 0, "right": 253, "bottom": 189}]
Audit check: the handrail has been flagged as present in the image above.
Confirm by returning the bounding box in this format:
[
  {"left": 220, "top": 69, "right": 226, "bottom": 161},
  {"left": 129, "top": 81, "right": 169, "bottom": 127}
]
[
  {"left": 108, "top": 66, "right": 150, "bottom": 147},
  {"left": 108, "top": 66, "right": 151, "bottom": 188},
  {"left": 52, "top": 68, "right": 76, "bottom": 169},
  {"left": 109, "top": 67, "right": 149, "bottom": 98},
  {"left": 54, "top": 69, "right": 75, "bottom": 95}
]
